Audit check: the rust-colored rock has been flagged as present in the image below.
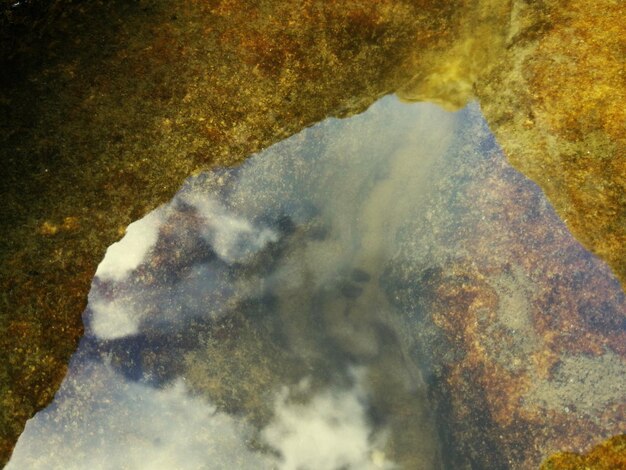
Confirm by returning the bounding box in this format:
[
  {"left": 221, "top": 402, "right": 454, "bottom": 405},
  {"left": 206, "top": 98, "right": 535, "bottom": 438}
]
[
  {"left": 475, "top": 0, "right": 626, "bottom": 287},
  {"left": 385, "top": 109, "right": 625, "bottom": 468},
  {"left": 0, "top": 0, "right": 624, "bottom": 465}
]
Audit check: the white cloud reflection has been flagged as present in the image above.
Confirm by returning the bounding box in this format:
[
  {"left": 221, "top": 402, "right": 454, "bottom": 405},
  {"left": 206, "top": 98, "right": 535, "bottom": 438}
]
[
  {"left": 95, "top": 207, "right": 167, "bottom": 283},
  {"left": 89, "top": 296, "right": 141, "bottom": 340},
  {"left": 9, "top": 361, "right": 390, "bottom": 470},
  {"left": 180, "top": 193, "right": 278, "bottom": 265},
  {"left": 88, "top": 194, "right": 279, "bottom": 341},
  {"left": 9, "top": 97, "right": 454, "bottom": 469},
  {"left": 8, "top": 361, "right": 272, "bottom": 470},
  {"left": 263, "top": 370, "right": 394, "bottom": 470}
]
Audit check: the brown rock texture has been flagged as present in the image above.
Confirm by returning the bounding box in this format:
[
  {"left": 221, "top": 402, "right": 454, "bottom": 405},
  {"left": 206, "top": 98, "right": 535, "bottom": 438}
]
[
  {"left": 0, "top": 0, "right": 464, "bottom": 463},
  {"left": 0, "top": 0, "right": 624, "bottom": 466},
  {"left": 475, "top": 0, "right": 626, "bottom": 287},
  {"left": 384, "top": 109, "right": 625, "bottom": 468}
]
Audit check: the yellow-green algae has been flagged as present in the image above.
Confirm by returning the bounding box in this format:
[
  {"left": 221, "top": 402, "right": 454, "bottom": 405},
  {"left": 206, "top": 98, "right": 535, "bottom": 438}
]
[
  {"left": 541, "top": 434, "right": 626, "bottom": 470},
  {"left": 0, "top": 0, "right": 624, "bottom": 465}
]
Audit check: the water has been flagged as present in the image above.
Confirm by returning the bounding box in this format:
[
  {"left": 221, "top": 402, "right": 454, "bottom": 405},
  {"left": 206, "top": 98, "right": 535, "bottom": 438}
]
[{"left": 7, "top": 97, "right": 625, "bottom": 469}]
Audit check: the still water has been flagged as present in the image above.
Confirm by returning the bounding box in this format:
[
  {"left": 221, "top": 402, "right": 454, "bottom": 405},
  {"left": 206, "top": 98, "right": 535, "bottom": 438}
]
[{"left": 7, "top": 97, "right": 625, "bottom": 469}]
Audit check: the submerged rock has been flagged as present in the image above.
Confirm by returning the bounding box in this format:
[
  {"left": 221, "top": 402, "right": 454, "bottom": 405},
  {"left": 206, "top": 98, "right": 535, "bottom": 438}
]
[
  {"left": 0, "top": 0, "right": 624, "bottom": 465},
  {"left": 475, "top": 0, "right": 626, "bottom": 290},
  {"left": 6, "top": 98, "right": 624, "bottom": 469},
  {"left": 541, "top": 434, "right": 626, "bottom": 470}
]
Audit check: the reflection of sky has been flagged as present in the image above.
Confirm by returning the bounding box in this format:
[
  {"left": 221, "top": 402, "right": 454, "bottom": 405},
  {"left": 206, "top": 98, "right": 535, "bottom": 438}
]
[
  {"left": 11, "top": 358, "right": 387, "bottom": 470},
  {"left": 11, "top": 96, "right": 446, "bottom": 470},
  {"left": 8, "top": 96, "right": 625, "bottom": 469},
  {"left": 10, "top": 361, "right": 271, "bottom": 470}
]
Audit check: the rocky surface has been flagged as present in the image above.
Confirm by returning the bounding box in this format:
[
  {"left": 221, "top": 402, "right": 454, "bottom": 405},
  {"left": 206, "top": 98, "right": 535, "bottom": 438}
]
[
  {"left": 382, "top": 105, "right": 625, "bottom": 468},
  {"left": 8, "top": 98, "right": 622, "bottom": 470},
  {"left": 475, "top": 0, "right": 626, "bottom": 289},
  {"left": 0, "top": 0, "right": 624, "bottom": 465},
  {"left": 541, "top": 434, "right": 626, "bottom": 469},
  {"left": 0, "top": 1, "right": 463, "bottom": 461}
]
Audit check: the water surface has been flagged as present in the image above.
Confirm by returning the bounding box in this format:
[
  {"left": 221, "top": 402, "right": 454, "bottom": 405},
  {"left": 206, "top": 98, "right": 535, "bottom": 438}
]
[{"left": 8, "top": 97, "right": 625, "bottom": 469}]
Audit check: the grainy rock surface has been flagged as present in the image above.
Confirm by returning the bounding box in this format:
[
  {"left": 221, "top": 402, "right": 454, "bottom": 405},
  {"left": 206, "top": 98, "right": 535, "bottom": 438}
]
[
  {"left": 475, "top": 0, "right": 626, "bottom": 289},
  {"left": 0, "top": 1, "right": 462, "bottom": 461},
  {"left": 0, "top": 0, "right": 624, "bottom": 465},
  {"left": 383, "top": 106, "right": 625, "bottom": 468},
  {"left": 541, "top": 434, "right": 626, "bottom": 470}
]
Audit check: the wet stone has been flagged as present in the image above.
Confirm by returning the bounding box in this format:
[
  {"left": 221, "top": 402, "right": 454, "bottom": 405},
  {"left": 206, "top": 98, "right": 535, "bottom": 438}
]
[
  {"left": 6, "top": 98, "right": 625, "bottom": 469},
  {"left": 2, "top": 2, "right": 625, "bottom": 463}
]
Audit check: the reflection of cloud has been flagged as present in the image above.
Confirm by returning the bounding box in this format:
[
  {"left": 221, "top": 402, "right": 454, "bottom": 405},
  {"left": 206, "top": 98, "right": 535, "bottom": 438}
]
[
  {"left": 95, "top": 207, "right": 167, "bottom": 282},
  {"left": 263, "top": 371, "right": 395, "bottom": 470},
  {"left": 11, "top": 97, "right": 452, "bottom": 468},
  {"left": 87, "top": 258, "right": 266, "bottom": 340},
  {"left": 8, "top": 362, "right": 271, "bottom": 470},
  {"left": 88, "top": 193, "right": 278, "bottom": 341},
  {"left": 85, "top": 97, "right": 456, "bottom": 344},
  {"left": 9, "top": 359, "right": 392, "bottom": 470},
  {"left": 179, "top": 193, "right": 278, "bottom": 264},
  {"left": 89, "top": 296, "right": 140, "bottom": 340}
]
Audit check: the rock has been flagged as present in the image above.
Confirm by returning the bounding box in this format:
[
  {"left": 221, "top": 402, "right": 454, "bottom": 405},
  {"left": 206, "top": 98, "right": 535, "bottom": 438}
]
[
  {"left": 475, "top": 0, "right": 626, "bottom": 289},
  {"left": 0, "top": 0, "right": 623, "bottom": 465},
  {"left": 0, "top": 1, "right": 463, "bottom": 462},
  {"left": 383, "top": 105, "right": 625, "bottom": 468},
  {"left": 541, "top": 434, "right": 626, "bottom": 470}
]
